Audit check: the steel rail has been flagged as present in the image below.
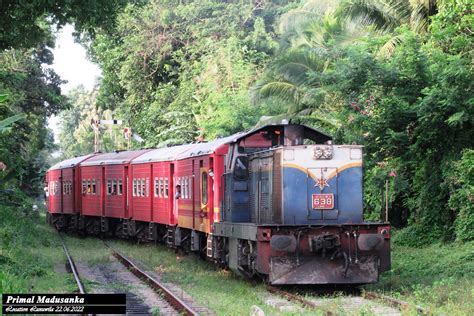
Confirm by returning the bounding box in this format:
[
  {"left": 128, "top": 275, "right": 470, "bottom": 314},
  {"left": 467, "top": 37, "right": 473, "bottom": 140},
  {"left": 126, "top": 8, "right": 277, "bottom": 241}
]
[
  {"left": 59, "top": 233, "right": 86, "bottom": 294},
  {"left": 104, "top": 242, "right": 199, "bottom": 316},
  {"left": 266, "top": 285, "right": 334, "bottom": 316},
  {"left": 363, "top": 291, "right": 427, "bottom": 314}
]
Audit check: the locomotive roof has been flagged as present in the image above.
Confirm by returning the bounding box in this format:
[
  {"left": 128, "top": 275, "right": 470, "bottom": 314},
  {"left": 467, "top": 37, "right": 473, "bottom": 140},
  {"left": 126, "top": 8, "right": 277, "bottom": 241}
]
[
  {"left": 48, "top": 154, "right": 95, "bottom": 170},
  {"left": 80, "top": 149, "right": 152, "bottom": 166},
  {"left": 235, "top": 123, "right": 332, "bottom": 143}
]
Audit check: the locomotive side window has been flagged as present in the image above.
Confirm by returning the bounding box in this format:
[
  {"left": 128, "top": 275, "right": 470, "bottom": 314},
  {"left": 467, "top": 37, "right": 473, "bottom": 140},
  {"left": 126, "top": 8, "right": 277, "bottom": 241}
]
[
  {"left": 233, "top": 156, "right": 249, "bottom": 180},
  {"left": 202, "top": 172, "right": 208, "bottom": 205}
]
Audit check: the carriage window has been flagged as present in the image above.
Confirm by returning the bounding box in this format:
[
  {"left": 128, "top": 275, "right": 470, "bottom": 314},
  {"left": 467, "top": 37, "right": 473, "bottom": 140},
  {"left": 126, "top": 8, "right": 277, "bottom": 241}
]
[
  {"left": 141, "top": 178, "right": 145, "bottom": 197},
  {"left": 92, "top": 179, "right": 96, "bottom": 195},
  {"left": 159, "top": 178, "right": 164, "bottom": 197},
  {"left": 117, "top": 179, "right": 123, "bottom": 195},
  {"left": 111, "top": 179, "right": 116, "bottom": 195},
  {"left": 164, "top": 178, "right": 169, "bottom": 197},
  {"left": 201, "top": 172, "right": 208, "bottom": 205},
  {"left": 146, "top": 178, "right": 149, "bottom": 197},
  {"left": 154, "top": 178, "right": 159, "bottom": 197},
  {"left": 188, "top": 177, "right": 192, "bottom": 199},
  {"left": 183, "top": 177, "right": 188, "bottom": 199},
  {"left": 107, "top": 180, "right": 112, "bottom": 195},
  {"left": 87, "top": 180, "right": 91, "bottom": 194},
  {"left": 82, "top": 180, "right": 86, "bottom": 194},
  {"left": 133, "top": 179, "right": 137, "bottom": 196}
]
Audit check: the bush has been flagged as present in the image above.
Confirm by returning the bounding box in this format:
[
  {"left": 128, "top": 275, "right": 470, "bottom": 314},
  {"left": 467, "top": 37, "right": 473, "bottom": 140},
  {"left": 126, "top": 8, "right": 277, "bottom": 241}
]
[{"left": 447, "top": 149, "right": 474, "bottom": 241}]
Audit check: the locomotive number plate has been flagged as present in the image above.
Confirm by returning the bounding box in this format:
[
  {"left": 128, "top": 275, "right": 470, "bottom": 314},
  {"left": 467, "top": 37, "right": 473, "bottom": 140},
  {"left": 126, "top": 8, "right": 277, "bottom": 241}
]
[{"left": 312, "top": 194, "right": 334, "bottom": 209}]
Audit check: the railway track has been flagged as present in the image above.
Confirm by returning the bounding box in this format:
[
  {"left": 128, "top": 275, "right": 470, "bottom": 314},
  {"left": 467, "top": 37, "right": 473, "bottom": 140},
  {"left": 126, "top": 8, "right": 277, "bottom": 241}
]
[
  {"left": 59, "top": 233, "right": 86, "bottom": 294},
  {"left": 363, "top": 291, "right": 427, "bottom": 314},
  {"left": 104, "top": 241, "right": 210, "bottom": 316},
  {"left": 59, "top": 234, "right": 202, "bottom": 315},
  {"left": 267, "top": 285, "right": 428, "bottom": 315}
]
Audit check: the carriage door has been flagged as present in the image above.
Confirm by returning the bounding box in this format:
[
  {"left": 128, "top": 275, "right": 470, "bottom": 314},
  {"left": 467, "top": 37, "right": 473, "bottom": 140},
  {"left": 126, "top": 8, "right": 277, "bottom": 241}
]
[
  {"left": 60, "top": 169, "right": 64, "bottom": 213},
  {"left": 170, "top": 163, "right": 176, "bottom": 223},
  {"left": 124, "top": 166, "right": 129, "bottom": 217},
  {"left": 307, "top": 167, "right": 338, "bottom": 220}
]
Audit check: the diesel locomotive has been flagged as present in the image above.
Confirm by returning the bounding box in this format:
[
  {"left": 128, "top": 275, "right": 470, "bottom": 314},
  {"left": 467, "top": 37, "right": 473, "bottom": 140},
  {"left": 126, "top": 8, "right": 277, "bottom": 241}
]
[{"left": 46, "top": 123, "right": 391, "bottom": 284}]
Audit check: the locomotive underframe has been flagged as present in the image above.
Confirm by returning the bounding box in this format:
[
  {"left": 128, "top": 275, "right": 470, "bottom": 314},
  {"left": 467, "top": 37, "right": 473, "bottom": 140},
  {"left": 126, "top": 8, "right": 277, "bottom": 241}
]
[{"left": 213, "top": 222, "right": 391, "bottom": 285}]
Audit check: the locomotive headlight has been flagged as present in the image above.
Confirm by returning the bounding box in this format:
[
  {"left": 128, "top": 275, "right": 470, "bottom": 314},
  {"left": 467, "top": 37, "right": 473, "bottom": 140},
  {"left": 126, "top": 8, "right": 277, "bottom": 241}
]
[{"left": 313, "top": 146, "right": 333, "bottom": 159}]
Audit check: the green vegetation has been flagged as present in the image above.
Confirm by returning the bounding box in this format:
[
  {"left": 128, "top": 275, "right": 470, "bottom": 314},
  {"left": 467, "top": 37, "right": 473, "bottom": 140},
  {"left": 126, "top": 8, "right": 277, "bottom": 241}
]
[
  {"left": 0, "top": 200, "right": 75, "bottom": 294},
  {"left": 368, "top": 234, "right": 474, "bottom": 315}
]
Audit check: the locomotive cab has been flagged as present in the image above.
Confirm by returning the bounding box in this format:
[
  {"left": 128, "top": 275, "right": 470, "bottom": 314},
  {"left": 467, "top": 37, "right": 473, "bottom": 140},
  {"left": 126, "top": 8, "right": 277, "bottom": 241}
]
[{"left": 216, "top": 123, "right": 391, "bottom": 284}]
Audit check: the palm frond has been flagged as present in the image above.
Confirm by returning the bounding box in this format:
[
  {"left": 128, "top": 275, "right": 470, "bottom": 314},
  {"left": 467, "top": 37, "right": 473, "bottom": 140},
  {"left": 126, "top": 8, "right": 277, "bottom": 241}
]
[
  {"left": 253, "top": 80, "right": 300, "bottom": 105},
  {"left": 271, "top": 48, "right": 328, "bottom": 83},
  {"left": 410, "top": 2, "right": 430, "bottom": 33},
  {"left": 337, "top": 0, "right": 408, "bottom": 33},
  {"left": 376, "top": 34, "right": 405, "bottom": 58},
  {"left": 0, "top": 113, "right": 26, "bottom": 131}
]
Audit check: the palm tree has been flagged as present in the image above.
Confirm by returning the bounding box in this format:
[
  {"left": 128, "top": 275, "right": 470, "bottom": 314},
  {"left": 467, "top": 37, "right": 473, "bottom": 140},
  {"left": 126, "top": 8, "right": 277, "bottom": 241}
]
[
  {"left": 252, "top": 1, "right": 353, "bottom": 131},
  {"left": 337, "top": 0, "right": 438, "bottom": 55}
]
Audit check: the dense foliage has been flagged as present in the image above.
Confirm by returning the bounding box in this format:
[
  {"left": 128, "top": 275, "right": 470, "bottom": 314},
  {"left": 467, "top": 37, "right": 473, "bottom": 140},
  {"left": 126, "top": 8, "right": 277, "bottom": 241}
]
[
  {"left": 0, "top": 0, "right": 471, "bottom": 245},
  {"left": 83, "top": 0, "right": 292, "bottom": 149},
  {"left": 253, "top": 0, "right": 473, "bottom": 244},
  {"left": 0, "top": 2, "right": 129, "bottom": 199},
  {"left": 0, "top": 0, "right": 129, "bottom": 49}
]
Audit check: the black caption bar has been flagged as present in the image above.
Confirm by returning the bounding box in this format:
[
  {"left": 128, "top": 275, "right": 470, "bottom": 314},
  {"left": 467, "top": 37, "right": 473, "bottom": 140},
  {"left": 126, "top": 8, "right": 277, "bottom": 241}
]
[{"left": 2, "top": 294, "right": 126, "bottom": 314}]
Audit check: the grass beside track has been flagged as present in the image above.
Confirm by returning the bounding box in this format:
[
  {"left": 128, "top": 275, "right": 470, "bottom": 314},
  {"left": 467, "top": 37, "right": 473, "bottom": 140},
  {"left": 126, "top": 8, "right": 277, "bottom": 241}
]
[
  {"left": 365, "top": 238, "right": 474, "bottom": 315},
  {"left": 0, "top": 204, "right": 76, "bottom": 294}
]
